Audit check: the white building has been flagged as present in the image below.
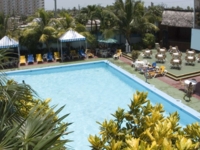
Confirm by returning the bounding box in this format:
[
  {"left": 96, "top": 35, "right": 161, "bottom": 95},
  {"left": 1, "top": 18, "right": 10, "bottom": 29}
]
[
  {"left": 191, "top": 0, "right": 200, "bottom": 50},
  {"left": 0, "top": 0, "right": 44, "bottom": 16}
]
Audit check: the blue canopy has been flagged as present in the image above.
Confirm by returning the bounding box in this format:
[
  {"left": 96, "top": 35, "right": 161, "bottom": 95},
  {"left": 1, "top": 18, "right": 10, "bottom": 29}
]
[{"left": 0, "top": 36, "right": 19, "bottom": 48}]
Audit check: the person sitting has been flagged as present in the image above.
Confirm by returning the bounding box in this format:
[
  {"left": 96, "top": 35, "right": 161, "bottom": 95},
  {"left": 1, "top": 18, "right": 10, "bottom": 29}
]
[{"left": 183, "top": 82, "right": 193, "bottom": 101}]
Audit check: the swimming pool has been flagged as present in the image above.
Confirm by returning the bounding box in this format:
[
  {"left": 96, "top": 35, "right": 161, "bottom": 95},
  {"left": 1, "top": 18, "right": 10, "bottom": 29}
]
[{"left": 6, "top": 60, "right": 200, "bottom": 150}]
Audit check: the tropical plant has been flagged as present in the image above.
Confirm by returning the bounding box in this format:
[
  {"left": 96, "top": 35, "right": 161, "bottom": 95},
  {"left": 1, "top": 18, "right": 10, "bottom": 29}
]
[
  {"left": 111, "top": 0, "right": 160, "bottom": 45},
  {"left": 81, "top": 5, "right": 99, "bottom": 32},
  {"left": 142, "top": 33, "right": 155, "bottom": 48},
  {"left": 131, "top": 50, "right": 140, "bottom": 61},
  {"left": 20, "top": 9, "right": 57, "bottom": 54},
  {"left": 88, "top": 91, "right": 200, "bottom": 149},
  {"left": 57, "top": 13, "right": 76, "bottom": 37},
  {"left": 0, "top": 13, "right": 8, "bottom": 38}
]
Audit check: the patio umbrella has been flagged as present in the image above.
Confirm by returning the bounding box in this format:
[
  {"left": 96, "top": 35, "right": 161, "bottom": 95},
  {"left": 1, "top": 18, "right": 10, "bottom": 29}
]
[{"left": 98, "top": 38, "right": 117, "bottom": 44}]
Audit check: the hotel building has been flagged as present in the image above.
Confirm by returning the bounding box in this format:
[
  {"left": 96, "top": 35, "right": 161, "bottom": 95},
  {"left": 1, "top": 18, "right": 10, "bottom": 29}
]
[{"left": 0, "top": 0, "right": 45, "bottom": 16}]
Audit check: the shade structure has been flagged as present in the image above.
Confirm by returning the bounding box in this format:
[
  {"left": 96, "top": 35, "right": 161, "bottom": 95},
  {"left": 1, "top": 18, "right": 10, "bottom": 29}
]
[
  {"left": 0, "top": 36, "right": 20, "bottom": 62},
  {"left": 59, "top": 29, "right": 86, "bottom": 42},
  {"left": 98, "top": 38, "right": 117, "bottom": 44},
  {"left": 59, "top": 29, "right": 86, "bottom": 61},
  {"left": 0, "top": 36, "right": 19, "bottom": 48}
]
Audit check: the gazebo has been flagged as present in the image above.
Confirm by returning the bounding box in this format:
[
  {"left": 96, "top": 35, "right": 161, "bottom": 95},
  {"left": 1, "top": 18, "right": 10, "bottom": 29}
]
[
  {"left": 59, "top": 29, "right": 86, "bottom": 61},
  {"left": 0, "top": 36, "right": 20, "bottom": 58}
]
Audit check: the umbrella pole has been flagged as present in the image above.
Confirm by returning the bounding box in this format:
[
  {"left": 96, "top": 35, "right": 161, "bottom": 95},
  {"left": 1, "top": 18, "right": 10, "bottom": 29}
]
[
  {"left": 18, "top": 46, "right": 20, "bottom": 68},
  {"left": 61, "top": 42, "right": 63, "bottom": 62}
]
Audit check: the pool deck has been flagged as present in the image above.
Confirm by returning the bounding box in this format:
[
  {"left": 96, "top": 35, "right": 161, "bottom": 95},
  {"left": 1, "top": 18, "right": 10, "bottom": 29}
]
[{"left": 3, "top": 56, "right": 200, "bottom": 113}]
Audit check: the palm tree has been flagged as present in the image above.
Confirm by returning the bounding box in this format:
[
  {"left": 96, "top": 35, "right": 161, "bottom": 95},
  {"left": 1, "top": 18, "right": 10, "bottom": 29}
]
[
  {"left": 57, "top": 13, "right": 76, "bottom": 37},
  {"left": 20, "top": 9, "right": 57, "bottom": 54},
  {"left": 81, "top": 5, "right": 99, "bottom": 33},
  {"left": 0, "top": 13, "right": 13, "bottom": 39},
  {"left": 104, "top": 0, "right": 160, "bottom": 45},
  {"left": 93, "top": 6, "right": 118, "bottom": 39}
]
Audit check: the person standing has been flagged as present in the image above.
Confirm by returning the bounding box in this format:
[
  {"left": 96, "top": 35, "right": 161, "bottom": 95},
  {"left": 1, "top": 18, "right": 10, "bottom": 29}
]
[{"left": 183, "top": 82, "right": 193, "bottom": 101}]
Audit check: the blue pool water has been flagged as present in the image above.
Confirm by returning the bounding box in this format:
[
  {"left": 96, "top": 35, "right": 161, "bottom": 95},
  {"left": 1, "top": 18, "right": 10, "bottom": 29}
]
[{"left": 6, "top": 60, "right": 200, "bottom": 150}]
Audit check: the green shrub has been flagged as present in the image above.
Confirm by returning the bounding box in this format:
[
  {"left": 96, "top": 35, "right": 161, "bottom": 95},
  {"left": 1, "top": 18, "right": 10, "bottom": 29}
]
[
  {"left": 131, "top": 50, "right": 140, "bottom": 61},
  {"left": 142, "top": 33, "right": 155, "bottom": 48}
]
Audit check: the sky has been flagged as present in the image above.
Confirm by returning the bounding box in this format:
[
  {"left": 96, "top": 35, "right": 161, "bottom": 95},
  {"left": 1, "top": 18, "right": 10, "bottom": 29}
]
[{"left": 45, "top": 0, "right": 194, "bottom": 10}]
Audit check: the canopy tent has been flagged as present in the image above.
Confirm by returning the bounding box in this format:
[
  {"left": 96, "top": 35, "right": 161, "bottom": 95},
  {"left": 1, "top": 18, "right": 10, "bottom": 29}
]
[
  {"left": 98, "top": 38, "right": 117, "bottom": 44},
  {"left": 59, "top": 29, "right": 86, "bottom": 61},
  {"left": 0, "top": 36, "right": 20, "bottom": 58}
]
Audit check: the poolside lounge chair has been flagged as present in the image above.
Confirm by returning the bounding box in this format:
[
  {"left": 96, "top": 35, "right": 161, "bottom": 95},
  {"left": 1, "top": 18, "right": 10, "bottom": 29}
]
[
  {"left": 27, "top": 54, "right": 34, "bottom": 64},
  {"left": 70, "top": 50, "right": 80, "bottom": 59},
  {"left": 54, "top": 52, "right": 61, "bottom": 61},
  {"left": 148, "top": 65, "right": 166, "bottom": 78},
  {"left": 113, "top": 49, "right": 122, "bottom": 59},
  {"left": 85, "top": 49, "right": 94, "bottom": 58},
  {"left": 43, "top": 53, "right": 47, "bottom": 61},
  {"left": 19, "top": 55, "right": 26, "bottom": 66},
  {"left": 36, "top": 54, "right": 43, "bottom": 63},
  {"left": 47, "top": 52, "right": 54, "bottom": 62},
  {"left": 152, "top": 62, "right": 157, "bottom": 68},
  {"left": 78, "top": 49, "right": 87, "bottom": 58},
  {"left": 99, "top": 49, "right": 110, "bottom": 58}
]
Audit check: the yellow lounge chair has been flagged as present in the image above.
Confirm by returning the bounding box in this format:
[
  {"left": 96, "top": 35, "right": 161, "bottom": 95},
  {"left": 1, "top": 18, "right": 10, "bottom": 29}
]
[
  {"left": 117, "top": 49, "right": 122, "bottom": 57},
  {"left": 36, "top": 54, "right": 43, "bottom": 63},
  {"left": 70, "top": 50, "right": 79, "bottom": 59},
  {"left": 85, "top": 49, "right": 94, "bottom": 58},
  {"left": 148, "top": 66, "right": 166, "bottom": 78},
  {"left": 54, "top": 52, "right": 61, "bottom": 61},
  {"left": 19, "top": 55, "right": 26, "bottom": 65},
  {"left": 113, "top": 49, "right": 122, "bottom": 59}
]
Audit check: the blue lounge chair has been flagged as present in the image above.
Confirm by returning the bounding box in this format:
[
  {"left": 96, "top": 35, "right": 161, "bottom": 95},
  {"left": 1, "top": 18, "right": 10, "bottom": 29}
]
[
  {"left": 47, "top": 52, "right": 54, "bottom": 62},
  {"left": 78, "top": 49, "right": 86, "bottom": 58},
  {"left": 152, "top": 62, "right": 157, "bottom": 68},
  {"left": 27, "top": 54, "right": 34, "bottom": 64}
]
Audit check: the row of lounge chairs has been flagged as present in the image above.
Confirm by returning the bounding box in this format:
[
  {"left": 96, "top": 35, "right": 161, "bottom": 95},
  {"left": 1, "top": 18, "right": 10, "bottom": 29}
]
[
  {"left": 19, "top": 49, "right": 95, "bottom": 66},
  {"left": 19, "top": 52, "right": 60, "bottom": 65},
  {"left": 65, "top": 49, "right": 94, "bottom": 60},
  {"left": 133, "top": 60, "right": 167, "bottom": 78}
]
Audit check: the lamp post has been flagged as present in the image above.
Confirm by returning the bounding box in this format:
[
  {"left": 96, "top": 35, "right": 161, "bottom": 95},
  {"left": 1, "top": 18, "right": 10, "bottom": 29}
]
[{"left": 54, "top": 0, "right": 57, "bottom": 18}]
